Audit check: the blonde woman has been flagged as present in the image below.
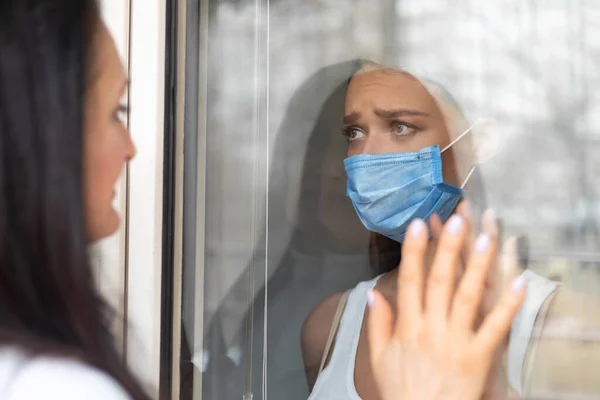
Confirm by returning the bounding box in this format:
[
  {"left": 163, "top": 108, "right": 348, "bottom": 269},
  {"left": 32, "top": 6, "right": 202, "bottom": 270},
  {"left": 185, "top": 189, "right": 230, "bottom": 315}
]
[{"left": 302, "top": 61, "right": 600, "bottom": 399}]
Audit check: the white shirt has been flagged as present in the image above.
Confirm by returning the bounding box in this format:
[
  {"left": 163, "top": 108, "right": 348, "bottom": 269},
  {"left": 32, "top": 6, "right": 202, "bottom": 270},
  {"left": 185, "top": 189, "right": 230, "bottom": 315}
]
[
  {"left": 308, "top": 271, "right": 560, "bottom": 400},
  {"left": 0, "top": 348, "right": 131, "bottom": 399}
]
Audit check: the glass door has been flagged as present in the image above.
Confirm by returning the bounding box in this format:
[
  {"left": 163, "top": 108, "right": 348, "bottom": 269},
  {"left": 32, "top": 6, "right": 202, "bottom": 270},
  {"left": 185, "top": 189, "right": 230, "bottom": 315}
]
[{"left": 172, "top": 1, "right": 600, "bottom": 398}]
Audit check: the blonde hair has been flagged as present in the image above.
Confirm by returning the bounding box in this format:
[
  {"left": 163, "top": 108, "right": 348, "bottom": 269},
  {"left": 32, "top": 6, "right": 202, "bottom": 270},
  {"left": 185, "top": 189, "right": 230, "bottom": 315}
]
[
  {"left": 355, "top": 59, "right": 386, "bottom": 74},
  {"left": 354, "top": 59, "right": 469, "bottom": 134},
  {"left": 351, "top": 60, "right": 481, "bottom": 274},
  {"left": 351, "top": 59, "right": 474, "bottom": 182}
]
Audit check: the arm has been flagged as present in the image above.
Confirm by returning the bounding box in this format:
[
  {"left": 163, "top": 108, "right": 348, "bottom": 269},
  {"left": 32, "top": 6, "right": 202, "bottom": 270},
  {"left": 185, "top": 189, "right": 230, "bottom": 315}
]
[
  {"left": 524, "top": 287, "right": 600, "bottom": 395},
  {"left": 300, "top": 291, "right": 345, "bottom": 392}
]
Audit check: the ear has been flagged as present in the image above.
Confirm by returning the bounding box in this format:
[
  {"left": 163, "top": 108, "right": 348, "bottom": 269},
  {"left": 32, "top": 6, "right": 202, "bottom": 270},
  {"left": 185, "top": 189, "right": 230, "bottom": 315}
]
[{"left": 471, "top": 117, "right": 501, "bottom": 164}]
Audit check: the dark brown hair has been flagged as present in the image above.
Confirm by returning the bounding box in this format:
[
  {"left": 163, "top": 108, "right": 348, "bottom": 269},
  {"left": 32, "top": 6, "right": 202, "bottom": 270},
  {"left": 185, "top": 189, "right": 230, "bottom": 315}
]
[{"left": 0, "top": 1, "right": 149, "bottom": 398}]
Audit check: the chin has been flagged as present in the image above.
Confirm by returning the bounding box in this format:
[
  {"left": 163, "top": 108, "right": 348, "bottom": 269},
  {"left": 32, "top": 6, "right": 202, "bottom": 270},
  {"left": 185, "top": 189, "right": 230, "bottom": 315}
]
[
  {"left": 88, "top": 211, "right": 121, "bottom": 243},
  {"left": 105, "top": 210, "right": 121, "bottom": 235}
]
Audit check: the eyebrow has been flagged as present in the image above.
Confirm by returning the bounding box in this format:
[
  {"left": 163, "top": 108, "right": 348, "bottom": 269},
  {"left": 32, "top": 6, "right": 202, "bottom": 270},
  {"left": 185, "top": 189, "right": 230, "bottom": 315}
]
[
  {"left": 343, "top": 108, "right": 430, "bottom": 126},
  {"left": 374, "top": 108, "right": 430, "bottom": 119},
  {"left": 343, "top": 111, "right": 360, "bottom": 126}
]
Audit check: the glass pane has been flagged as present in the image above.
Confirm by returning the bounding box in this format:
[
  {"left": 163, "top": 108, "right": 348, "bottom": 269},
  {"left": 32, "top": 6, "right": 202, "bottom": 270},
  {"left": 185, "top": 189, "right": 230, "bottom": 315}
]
[{"left": 179, "top": 0, "right": 600, "bottom": 399}]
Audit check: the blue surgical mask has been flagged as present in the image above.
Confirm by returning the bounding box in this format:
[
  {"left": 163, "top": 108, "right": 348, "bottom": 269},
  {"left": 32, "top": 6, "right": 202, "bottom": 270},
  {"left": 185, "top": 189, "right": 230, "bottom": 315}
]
[{"left": 344, "top": 124, "right": 478, "bottom": 243}]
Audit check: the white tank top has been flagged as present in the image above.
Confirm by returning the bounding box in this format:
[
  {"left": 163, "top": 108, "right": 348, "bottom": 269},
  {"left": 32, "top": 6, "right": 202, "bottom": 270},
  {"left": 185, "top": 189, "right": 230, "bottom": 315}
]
[{"left": 308, "top": 270, "right": 559, "bottom": 400}]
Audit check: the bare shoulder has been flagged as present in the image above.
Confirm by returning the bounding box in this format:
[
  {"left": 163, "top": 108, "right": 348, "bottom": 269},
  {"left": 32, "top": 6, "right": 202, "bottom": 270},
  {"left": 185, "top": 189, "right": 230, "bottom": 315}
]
[
  {"left": 301, "top": 291, "right": 348, "bottom": 391},
  {"left": 526, "top": 287, "right": 600, "bottom": 394}
]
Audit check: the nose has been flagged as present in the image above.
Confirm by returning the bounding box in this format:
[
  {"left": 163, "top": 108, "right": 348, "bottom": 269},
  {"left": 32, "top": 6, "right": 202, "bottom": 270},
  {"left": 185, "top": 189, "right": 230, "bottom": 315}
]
[
  {"left": 125, "top": 130, "right": 137, "bottom": 162},
  {"left": 359, "top": 134, "right": 393, "bottom": 155}
]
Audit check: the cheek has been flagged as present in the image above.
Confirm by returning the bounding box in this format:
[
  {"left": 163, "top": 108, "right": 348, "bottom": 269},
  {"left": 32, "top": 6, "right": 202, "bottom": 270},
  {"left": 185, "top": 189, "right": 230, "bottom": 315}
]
[
  {"left": 431, "top": 128, "right": 459, "bottom": 185},
  {"left": 347, "top": 145, "right": 358, "bottom": 157},
  {"left": 85, "top": 126, "right": 127, "bottom": 201},
  {"left": 413, "top": 127, "right": 450, "bottom": 151},
  {"left": 441, "top": 149, "right": 460, "bottom": 186},
  {"left": 435, "top": 129, "right": 451, "bottom": 149},
  {"left": 99, "top": 137, "right": 125, "bottom": 179},
  {"left": 347, "top": 141, "right": 363, "bottom": 157},
  {"left": 83, "top": 124, "right": 128, "bottom": 239}
]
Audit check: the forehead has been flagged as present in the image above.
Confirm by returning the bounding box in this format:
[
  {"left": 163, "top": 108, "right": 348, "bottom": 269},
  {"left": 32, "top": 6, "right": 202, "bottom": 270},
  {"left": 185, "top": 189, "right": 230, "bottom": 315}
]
[
  {"left": 345, "top": 69, "right": 441, "bottom": 115},
  {"left": 91, "top": 23, "right": 127, "bottom": 88}
]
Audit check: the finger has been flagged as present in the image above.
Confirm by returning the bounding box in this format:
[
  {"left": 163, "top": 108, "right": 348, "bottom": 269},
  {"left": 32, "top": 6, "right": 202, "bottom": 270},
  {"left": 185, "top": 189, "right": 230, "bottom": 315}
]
[
  {"left": 482, "top": 208, "right": 499, "bottom": 238},
  {"left": 482, "top": 209, "right": 500, "bottom": 292},
  {"left": 430, "top": 212, "right": 466, "bottom": 306},
  {"left": 480, "top": 209, "right": 502, "bottom": 318},
  {"left": 455, "top": 200, "right": 471, "bottom": 231},
  {"left": 474, "top": 274, "right": 528, "bottom": 354},
  {"left": 429, "top": 214, "right": 444, "bottom": 281},
  {"left": 425, "top": 214, "right": 469, "bottom": 324},
  {"left": 397, "top": 219, "right": 428, "bottom": 335},
  {"left": 367, "top": 289, "right": 394, "bottom": 360},
  {"left": 455, "top": 200, "right": 470, "bottom": 215},
  {"left": 430, "top": 213, "right": 443, "bottom": 240},
  {"left": 454, "top": 201, "right": 472, "bottom": 280},
  {"left": 498, "top": 236, "right": 522, "bottom": 298},
  {"left": 450, "top": 232, "right": 497, "bottom": 330}
]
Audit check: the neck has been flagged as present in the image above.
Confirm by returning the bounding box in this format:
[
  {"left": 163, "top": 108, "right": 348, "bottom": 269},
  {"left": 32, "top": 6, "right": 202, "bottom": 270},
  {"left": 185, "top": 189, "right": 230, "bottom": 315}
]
[{"left": 292, "top": 229, "right": 368, "bottom": 256}]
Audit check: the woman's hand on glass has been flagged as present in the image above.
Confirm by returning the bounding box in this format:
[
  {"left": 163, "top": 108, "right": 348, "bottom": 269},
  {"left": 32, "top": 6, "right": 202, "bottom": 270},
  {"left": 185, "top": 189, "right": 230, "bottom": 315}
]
[
  {"left": 367, "top": 212, "right": 527, "bottom": 400},
  {"left": 430, "top": 204, "right": 517, "bottom": 399}
]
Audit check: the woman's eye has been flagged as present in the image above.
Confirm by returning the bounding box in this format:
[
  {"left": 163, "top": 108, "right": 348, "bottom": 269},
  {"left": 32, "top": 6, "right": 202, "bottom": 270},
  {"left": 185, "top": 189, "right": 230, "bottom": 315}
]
[
  {"left": 344, "top": 127, "right": 366, "bottom": 142},
  {"left": 115, "top": 104, "right": 129, "bottom": 122},
  {"left": 393, "top": 123, "right": 417, "bottom": 136}
]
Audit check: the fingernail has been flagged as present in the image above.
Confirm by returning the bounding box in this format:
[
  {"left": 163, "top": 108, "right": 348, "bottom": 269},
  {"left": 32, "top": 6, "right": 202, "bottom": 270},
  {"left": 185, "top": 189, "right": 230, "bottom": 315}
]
[
  {"left": 462, "top": 200, "right": 472, "bottom": 217},
  {"left": 511, "top": 274, "right": 528, "bottom": 294},
  {"left": 483, "top": 208, "right": 499, "bottom": 237},
  {"left": 475, "top": 233, "right": 490, "bottom": 253},
  {"left": 409, "top": 219, "right": 426, "bottom": 237},
  {"left": 367, "top": 289, "right": 376, "bottom": 308},
  {"left": 483, "top": 208, "right": 496, "bottom": 222},
  {"left": 447, "top": 215, "right": 463, "bottom": 235}
]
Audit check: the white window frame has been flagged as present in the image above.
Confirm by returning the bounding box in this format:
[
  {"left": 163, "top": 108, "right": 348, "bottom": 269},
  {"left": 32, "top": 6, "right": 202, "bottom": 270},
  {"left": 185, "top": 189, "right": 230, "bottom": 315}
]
[
  {"left": 169, "top": 0, "right": 189, "bottom": 396},
  {"left": 100, "top": 0, "right": 168, "bottom": 397},
  {"left": 168, "top": 0, "right": 210, "bottom": 397},
  {"left": 125, "top": 0, "right": 167, "bottom": 396}
]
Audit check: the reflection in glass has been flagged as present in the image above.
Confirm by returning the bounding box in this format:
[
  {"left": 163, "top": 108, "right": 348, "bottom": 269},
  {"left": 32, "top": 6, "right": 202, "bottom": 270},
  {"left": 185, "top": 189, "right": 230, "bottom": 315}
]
[{"left": 177, "top": 1, "right": 600, "bottom": 399}]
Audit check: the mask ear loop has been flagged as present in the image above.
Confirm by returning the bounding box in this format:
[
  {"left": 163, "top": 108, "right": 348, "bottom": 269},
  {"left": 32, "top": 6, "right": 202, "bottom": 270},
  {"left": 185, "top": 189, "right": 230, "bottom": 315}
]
[
  {"left": 460, "top": 165, "right": 476, "bottom": 189},
  {"left": 441, "top": 121, "right": 480, "bottom": 153},
  {"left": 441, "top": 118, "right": 488, "bottom": 189}
]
